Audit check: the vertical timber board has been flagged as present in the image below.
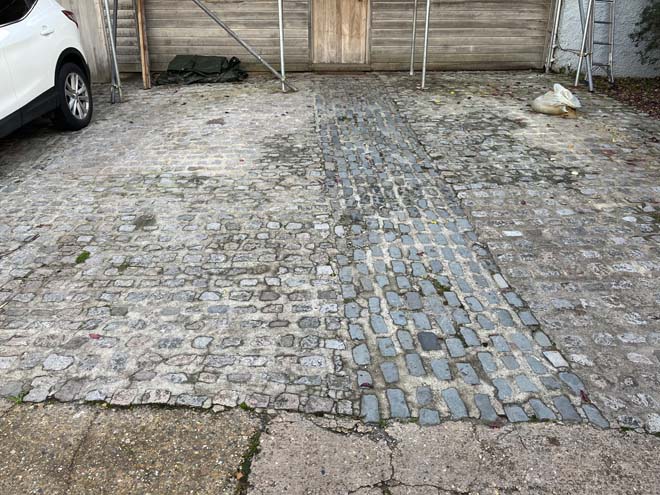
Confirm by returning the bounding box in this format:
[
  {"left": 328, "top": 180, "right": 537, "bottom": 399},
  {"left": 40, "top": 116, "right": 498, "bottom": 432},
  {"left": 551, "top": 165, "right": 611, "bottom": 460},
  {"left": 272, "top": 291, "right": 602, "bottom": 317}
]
[
  {"left": 59, "top": 0, "right": 111, "bottom": 82},
  {"left": 136, "top": 0, "right": 151, "bottom": 88},
  {"left": 339, "top": 0, "right": 368, "bottom": 64},
  {"left": 312, "top": 0, "right": 369, "bottom": 65},
  {"left": 312, "top": 0, "right": 340, "bottom": 63}
]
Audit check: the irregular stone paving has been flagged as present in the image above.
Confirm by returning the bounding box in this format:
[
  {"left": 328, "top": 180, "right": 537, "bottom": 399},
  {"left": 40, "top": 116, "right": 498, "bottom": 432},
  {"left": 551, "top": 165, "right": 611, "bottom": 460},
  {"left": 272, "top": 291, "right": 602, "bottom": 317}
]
[
  {"left": 0, "top": 73, "right": 656, "bottom": 432},
  {"left": 0, "top": 81, "right": 353, "bottom": 415},
  {"left": 387, "top": 71, "right": 660, "bottom": 433}
]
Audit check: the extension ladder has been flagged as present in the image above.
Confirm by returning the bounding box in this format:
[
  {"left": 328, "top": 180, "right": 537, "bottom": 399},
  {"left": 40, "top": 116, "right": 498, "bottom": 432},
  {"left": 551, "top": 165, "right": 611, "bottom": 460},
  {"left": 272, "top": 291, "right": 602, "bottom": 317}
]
[{"left": 546, "top": 0, "right": 616, "bottom": 92}]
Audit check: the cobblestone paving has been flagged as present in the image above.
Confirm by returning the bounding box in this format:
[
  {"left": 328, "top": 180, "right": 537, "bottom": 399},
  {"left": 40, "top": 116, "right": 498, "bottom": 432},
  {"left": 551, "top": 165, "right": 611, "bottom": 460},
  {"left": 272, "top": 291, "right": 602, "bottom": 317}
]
[
  {"left": 0, "top": 81, "right": 353, "bottom": 415},
  {"left": 388, "top": 72, "right": 660, "bottom": 432},
  {"left": 316, "top": 76, "right": 602, "bottom": 426},
  {"left": 0, "top": 73, "right": 656, "bottom": 432}
]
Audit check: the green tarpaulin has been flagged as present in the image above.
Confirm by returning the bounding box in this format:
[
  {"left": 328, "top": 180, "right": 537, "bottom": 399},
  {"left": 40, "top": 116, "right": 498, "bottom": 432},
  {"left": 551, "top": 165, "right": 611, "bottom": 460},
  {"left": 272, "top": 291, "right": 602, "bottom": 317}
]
[{"left": 155, "top": 55, "right": 248, "bottom": 85}]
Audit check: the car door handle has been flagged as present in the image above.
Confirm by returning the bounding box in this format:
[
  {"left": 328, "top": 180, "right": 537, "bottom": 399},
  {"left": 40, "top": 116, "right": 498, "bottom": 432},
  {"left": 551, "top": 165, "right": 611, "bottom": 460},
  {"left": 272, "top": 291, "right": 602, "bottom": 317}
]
[{"left": 40, "top": 26, "right": 55, "bottom": 36}]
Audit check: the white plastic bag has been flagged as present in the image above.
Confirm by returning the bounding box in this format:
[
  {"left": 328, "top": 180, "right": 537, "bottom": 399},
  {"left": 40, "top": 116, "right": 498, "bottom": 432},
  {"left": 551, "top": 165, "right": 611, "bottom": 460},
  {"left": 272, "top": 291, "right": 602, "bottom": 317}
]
[{"left": 531, "top": 84, "right": 582, "bottom": 116}]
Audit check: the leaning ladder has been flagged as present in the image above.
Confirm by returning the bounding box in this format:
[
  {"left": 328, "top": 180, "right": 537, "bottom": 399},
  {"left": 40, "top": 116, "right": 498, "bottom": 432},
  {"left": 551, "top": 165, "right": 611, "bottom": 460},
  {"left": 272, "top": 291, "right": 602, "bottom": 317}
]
[{"left": 546, "top": 0, "right": 616, "bottom": 92}]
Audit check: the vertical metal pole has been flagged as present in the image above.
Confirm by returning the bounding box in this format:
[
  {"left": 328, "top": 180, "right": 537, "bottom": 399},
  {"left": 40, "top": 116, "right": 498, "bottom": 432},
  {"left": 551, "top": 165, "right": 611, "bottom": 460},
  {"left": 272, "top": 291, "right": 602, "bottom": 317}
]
[
  {"left": 278, "top": 0, "right": 286, "bottom": 92},
  {"left": 421, "top": 0, "right": 431, "bottom": 90},
  {"left": 111, "top": 0, "right": 119, "bottom": 102},
  {"left": 410, "top": 0, "right": 419, "bottom": 75},
  {"left": 586, "top": 0, "right": 594, "bottom": 91},
  {"left": 575, "top": 0, "right": 593, "bottom": 89},
  {"left": 609, "top": 0, "right": 615, "bottom": 85},
  {"left": 577, "top": 0, "right": 593, "bottom": 87},
  {"left": 112, "top": 0, "right": 119, "bottom": 46},
  {"left": 102, "top": 0, "right": 122, "bottom": 102},
  {"left": 546, "top": 0, "right": 562, "bottom": 72}
]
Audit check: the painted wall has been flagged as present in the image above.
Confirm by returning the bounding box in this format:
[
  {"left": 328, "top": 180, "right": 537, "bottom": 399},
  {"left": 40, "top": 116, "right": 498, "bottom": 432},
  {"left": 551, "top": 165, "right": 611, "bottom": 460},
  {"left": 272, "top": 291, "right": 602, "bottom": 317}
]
[
  {"left": 552, "top": 0, "right": 659, "bottom": 77},
  {"left": 59, "top": 0, "right": 111, "bottom": 82}
]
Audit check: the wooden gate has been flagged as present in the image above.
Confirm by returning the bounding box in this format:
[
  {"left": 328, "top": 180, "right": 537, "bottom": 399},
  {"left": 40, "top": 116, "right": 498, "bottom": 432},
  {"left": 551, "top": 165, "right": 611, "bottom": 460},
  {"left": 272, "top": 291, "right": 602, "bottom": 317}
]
[{"left": 312, "top": 0, "right": 370, "bottom": 67}]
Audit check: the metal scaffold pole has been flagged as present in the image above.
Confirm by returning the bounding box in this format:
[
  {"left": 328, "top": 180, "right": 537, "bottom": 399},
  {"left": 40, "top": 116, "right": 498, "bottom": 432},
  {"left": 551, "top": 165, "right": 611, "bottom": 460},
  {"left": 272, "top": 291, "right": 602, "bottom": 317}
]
[
  {"left": 102, "top": 0, "right": 122, "bottom": 102},
  {"left": 278, "top": 0, "right": 287, "bottom": 92},
  {"left": 421, "top": 0, "right": 431, "bottom": 90}
]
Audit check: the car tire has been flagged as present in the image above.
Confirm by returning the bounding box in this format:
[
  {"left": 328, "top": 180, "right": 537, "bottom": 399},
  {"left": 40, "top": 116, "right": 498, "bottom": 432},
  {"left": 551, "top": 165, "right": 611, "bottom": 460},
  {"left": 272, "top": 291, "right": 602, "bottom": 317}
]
[{"left": 54, "top": 63, "right": 93, "bottom": 131}]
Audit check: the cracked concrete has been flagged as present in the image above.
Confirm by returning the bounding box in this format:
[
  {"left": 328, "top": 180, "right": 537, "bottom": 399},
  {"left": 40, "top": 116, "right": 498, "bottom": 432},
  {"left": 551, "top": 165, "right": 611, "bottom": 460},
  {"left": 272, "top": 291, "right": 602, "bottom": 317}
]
[
  {"left": 250, "top": 413, "right": 660, "bottom": 495},
  {"left": 0, "top": 401, "right": 658, "bottom": 494},
  {"left": 0, "top": 400, "right": 259, "bottom": 495}
]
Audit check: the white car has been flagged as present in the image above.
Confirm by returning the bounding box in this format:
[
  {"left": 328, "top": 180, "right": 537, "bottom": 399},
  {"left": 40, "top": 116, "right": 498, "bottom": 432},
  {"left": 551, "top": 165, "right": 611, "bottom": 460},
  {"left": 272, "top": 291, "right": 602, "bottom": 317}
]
[{"left": 0, "top": 0, "right": 93, "bottom": 138}]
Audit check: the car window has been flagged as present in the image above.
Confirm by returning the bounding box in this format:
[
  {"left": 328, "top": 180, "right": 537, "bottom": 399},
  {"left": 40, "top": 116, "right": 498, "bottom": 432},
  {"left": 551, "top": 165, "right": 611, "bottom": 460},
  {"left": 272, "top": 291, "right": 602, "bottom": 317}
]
[{"left": 0, "top": 0, "right": 30, "bottom": 27}]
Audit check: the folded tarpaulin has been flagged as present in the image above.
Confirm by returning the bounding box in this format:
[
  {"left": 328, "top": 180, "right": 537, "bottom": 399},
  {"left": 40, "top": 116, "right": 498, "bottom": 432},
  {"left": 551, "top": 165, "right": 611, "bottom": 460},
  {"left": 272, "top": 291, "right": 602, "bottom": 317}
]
[{"left": 155, "top": 55, "right": 248, "bottom": 85}]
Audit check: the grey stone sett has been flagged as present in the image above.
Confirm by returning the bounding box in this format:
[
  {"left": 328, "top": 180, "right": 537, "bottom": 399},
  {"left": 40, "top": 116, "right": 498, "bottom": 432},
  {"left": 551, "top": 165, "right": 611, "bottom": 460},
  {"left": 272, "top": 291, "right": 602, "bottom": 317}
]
[
  {"left": 475, "top": 394, "right": 498, "bottom": 422},
  {"left": 504, "top": 405, "right": 529, "bottom": 423},
  {"left": 529, "top": 399, "right": 557, "bottom": 421},
  {"left": 442, "top": 388, "right": 468, "bottom": 419},
  {"left": 380, "top": 362, "right": 400, "bottom": 384},
  {"left": 386, "top": 389, "right": 411, "bottom": 419}
]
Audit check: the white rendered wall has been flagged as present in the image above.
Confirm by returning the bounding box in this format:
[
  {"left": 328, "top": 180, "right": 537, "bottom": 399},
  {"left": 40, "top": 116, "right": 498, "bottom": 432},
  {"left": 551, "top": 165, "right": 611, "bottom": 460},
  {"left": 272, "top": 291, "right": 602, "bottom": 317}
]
[{"left": 552, "top": 0, "right": 660, "bottom": 77}]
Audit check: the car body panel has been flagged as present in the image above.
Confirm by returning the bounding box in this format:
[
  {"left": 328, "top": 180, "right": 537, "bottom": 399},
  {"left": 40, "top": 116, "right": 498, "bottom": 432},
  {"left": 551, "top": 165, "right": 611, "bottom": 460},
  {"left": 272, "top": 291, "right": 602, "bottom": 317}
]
[
  {"left": 2, "top": 0, "right": 83, "bottom": 111},
  {"left": 0, "top": 46, "right": 18, "bottom": 119},
  {"left": 0, "top": 0, "right": 90, "bottom": 138}
]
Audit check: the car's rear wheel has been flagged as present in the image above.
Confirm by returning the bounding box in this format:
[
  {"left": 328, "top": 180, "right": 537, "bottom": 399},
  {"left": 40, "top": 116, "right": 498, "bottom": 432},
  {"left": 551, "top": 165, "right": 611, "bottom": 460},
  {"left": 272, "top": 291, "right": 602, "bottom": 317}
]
[{"left": 54, "top": 63, "right": 93, "bottom": 131}]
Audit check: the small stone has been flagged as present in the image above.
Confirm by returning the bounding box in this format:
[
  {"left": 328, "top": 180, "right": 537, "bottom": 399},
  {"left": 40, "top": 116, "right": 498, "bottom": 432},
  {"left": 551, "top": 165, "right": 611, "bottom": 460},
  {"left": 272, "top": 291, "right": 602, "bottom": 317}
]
[
  {"left": 246, "top": 393, "right": 270, "bottom": 409},
  {"left": 305, "top": 396, "right": 334, "bottom": 414},
  {"left": 445, "top": 338, "right": 466, "bottom": 357},
  {"left": 352, "top": 344, "right": 371, "bottom": 365},
  {"left": 192, "top": 336, "right": 213, "bottom": 349},
  {"left": 85, "top": 390, "right": 106, "bottom": 402},
  {"left": 142, "top": 389, "right": 171, "bottom": 404},
  {"left": 416, "top": 386, "right": 433, "bottom": 406},
  {"left": 357, "top": 370, "right": 373, "bottom": 388},
  {"left": 515, "top": 375, "right": 539, "bottom": 393},
  {"left": 442, "top": 388, "right": 467, "bottom": 419},
  {"left": 646, "top": 413, "right": 660, "bottom": 434},
  {"left": 478, "top": 352, "right": 497, "bottom": 374},
  {"left": 176, "top": 394, "right": 208, "bottom": 408},
  {"left": 273, "top": 393, "right": 300, "bottom": 410},
  {"left": 23, "top": 388, "right": 49, "bottom": 403},
  {"left": 493, "top": 378, "right": 512, "bottom": 400},
  {"left": 582, "top": 404, "right": 609, "bottom": 428},
  {"left": 559, "top": 372, "right": 585, "bottom": 395},
  {"left": 529, "top": 399, "right": 556, "bottom": 421},
  {"left": 377, "top": 338, "right": 397, "bottom": 357},
  {"left": 110, "top": 390, "right": 136, "bottom": 406},
  {"left": 386, "top": 389, "right": 410, "bottom": 418},
  {"left": 430, "top": 359, "right": 451, "bottom": 381},
  {"left": 544, "top": 351, "right": 569, "bottom": 368},
  {"left": 457, "top": 363, "right": 480, "bottom": 385},
  {"left": 405, "top": 353, "right": 426, "bottom": 376},
  {"left": 380, "top": 362, "right": 400, "bottom": 383},
  {"left": 361, "top": 395, "right": 379, "bottom": 423},
  {"left": 553, "top": 395, "right": 581, "bottom": 422},
  {"left": 475, "top": 394, "right": 498, "bottom": 422},
  {"left": 42, "top": 354, "right": 74, "bottom": 371},
  {"left": 419, "top": 408, "right": 440, "bottom": 426},
  {"left": 504, "top": 405, "right": 529, "bottom": 423},
  {"left": 200, "top": 291, "right": 220, "bottom": 301}
]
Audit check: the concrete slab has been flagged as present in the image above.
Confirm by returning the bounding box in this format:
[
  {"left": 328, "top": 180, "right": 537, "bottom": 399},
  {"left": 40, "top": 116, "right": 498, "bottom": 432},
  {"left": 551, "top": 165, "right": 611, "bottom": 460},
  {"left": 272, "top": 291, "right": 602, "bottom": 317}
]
[
  {"left": 67, "top": 407, "right": 259, "bottom": 495},
  {"left": 0, "top": 403, "right": 96, "bottom": 495},
  {"left": 249, "top": 416, "right": 391, "bottom": 495}
]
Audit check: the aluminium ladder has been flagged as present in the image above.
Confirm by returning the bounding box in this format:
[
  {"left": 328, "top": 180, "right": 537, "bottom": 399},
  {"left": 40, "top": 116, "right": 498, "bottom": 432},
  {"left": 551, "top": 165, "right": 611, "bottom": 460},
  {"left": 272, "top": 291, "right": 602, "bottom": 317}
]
[{"left": 546, "top": 0, "right": 616, "bottom": 92}]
